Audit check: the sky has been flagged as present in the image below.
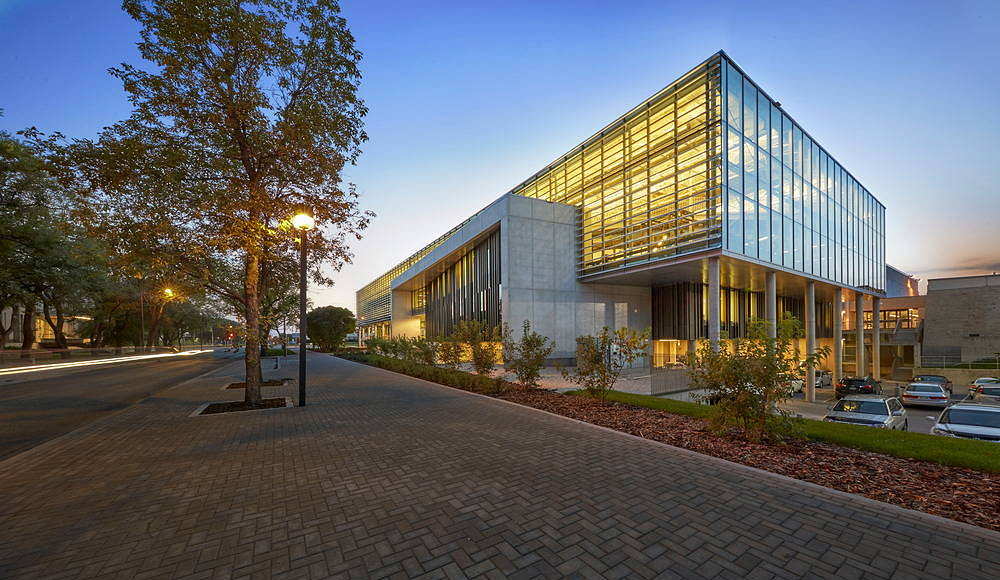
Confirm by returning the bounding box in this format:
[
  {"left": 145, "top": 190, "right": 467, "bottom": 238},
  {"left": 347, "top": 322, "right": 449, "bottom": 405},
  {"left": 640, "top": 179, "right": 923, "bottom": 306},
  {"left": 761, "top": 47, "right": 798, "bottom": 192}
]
[{"left": 2, "top": 0, "right": 999, "bottom": 309}]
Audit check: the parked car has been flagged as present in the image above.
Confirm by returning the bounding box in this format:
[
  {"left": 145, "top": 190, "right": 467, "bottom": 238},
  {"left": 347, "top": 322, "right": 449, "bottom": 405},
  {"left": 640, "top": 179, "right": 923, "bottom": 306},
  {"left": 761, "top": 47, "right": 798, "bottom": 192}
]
[
  {"left": 824, "top": 395, "right": 907, "bottom": 430},
  {"left": 901, "top": 382, "right": 952, "bottom": 407},
  {"left": 814, "top": 370, "right": 833, "bottom": 388},
  {"left": 930, "top": 402, "right": 1000, "bottom": 442},
  {"left": 912, "top": 374, "right": 953, "bottom": 394},
  {"left": 835, "top": 376, "right": 882, "bottom": 398},
  {"left": 971, "top": 382, "right": 1000, "bottom": 404},
  {"left": 968, "top": 377, "right": 1000, "bottom": 397}
]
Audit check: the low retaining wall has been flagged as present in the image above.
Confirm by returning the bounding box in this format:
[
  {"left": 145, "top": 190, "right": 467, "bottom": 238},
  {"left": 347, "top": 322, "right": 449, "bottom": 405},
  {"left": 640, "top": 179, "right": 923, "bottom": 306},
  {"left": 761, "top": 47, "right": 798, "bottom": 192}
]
[
  {"left": 912, "top": 367, "right": 1000, "bottom": 389},
  {"left": 651, "top": 368, "right": 692, "bottom": 395}
]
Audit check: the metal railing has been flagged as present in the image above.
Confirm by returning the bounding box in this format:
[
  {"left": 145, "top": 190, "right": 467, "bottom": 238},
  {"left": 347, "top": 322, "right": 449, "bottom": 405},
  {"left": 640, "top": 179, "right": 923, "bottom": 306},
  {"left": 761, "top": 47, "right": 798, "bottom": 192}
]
[{"left": 918, "top": 355, "right": 1000, "bottom": 370}]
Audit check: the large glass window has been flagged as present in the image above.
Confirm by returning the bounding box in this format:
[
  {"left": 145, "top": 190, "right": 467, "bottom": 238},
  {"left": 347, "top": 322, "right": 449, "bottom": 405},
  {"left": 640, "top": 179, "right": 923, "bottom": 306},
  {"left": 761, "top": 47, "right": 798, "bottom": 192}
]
[{"left": 719, "top": 56, "right": 885, "bottom": 291}]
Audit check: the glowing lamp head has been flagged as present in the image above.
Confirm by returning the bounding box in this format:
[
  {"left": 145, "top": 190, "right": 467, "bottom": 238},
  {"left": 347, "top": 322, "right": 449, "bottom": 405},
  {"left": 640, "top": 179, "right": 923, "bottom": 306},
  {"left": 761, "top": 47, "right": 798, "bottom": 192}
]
[
  {"left": 163, "top": 288, "right": 175, "bottom": 298},
  {"left": 291, "top": 213, "right": 315, "bottom": 231}
]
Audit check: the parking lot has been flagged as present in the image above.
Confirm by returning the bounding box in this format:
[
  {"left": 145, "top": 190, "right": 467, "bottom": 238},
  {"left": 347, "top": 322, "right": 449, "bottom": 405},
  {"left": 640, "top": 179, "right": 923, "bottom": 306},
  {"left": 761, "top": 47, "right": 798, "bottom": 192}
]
[{"left": 790, "top": 384, "right": 969, "bottom": 434}]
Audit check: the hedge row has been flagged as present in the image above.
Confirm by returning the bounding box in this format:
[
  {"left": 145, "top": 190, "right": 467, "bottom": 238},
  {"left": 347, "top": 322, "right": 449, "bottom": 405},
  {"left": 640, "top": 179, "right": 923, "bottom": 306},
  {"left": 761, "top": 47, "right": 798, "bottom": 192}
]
[{"left": 337, "top": 352, "right": 513, "bottom": 395}]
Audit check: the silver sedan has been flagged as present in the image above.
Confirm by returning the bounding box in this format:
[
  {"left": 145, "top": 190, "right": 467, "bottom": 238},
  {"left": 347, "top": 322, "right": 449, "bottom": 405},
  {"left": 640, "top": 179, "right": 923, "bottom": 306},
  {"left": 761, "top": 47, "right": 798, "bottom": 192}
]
[
  {"left": 823, "top": 395, "right": 908, "bottom": 430},
  {"left": 901, "top": 383, "right": 951, "bottom": 408}
]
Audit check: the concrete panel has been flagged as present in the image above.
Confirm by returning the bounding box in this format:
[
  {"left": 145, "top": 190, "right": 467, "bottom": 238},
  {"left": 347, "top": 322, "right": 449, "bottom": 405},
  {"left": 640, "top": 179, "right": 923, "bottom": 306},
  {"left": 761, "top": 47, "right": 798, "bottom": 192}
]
[
  {"left": 531, "top": 200, "right": 555, "bottom": 222},
  {"left": 509, "top": 195, "right": 533, "bottom": 218},
  {"left": 552, "top": 203, "right": 577, "bottom": 223}
]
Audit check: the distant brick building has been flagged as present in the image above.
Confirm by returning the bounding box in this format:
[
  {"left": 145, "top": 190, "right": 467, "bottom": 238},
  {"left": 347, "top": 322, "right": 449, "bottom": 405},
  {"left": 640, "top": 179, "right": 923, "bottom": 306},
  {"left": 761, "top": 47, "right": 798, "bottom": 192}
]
[{"left": 922, "top": 274, "right": 1000, "bottom": 365}]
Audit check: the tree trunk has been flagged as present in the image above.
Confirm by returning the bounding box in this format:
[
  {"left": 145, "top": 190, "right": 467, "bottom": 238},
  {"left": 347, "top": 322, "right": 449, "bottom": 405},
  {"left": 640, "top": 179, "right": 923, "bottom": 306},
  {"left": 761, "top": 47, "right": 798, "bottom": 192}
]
[
  {"left": 146, "top": 303, "right": 165, "bottom": 349},
  {"left": 20, "top": 301, "right": 36, "bottom": 357},
  {"left": 244, "top": 253, "right": 263, "bottom": 405},
  {"left": 42, "top": 300, "right": 69, "bottom": 356}
]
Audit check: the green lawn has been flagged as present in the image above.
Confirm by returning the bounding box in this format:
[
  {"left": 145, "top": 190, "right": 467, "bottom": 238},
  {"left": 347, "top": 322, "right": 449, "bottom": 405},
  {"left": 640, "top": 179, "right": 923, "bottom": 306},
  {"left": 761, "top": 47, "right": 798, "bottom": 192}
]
[{"left": 583, "top": 390, "right": 1000, "bottom": 473}]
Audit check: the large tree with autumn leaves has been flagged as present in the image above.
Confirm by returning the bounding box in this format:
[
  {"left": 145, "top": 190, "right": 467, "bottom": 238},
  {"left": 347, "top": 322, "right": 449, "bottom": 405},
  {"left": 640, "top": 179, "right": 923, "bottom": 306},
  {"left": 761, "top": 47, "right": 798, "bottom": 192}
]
[{"left": 42, "top": 0, "right": 370, "bottom": 405}]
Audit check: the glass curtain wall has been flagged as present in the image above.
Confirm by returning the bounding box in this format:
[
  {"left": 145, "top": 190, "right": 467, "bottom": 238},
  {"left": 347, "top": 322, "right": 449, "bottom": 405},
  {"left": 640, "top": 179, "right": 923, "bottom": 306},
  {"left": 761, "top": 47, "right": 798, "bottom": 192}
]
[
  {"left": 721, "top": 56, "right": 885, "bottom": 292},
  {"left": 513, "top": 56, "right": 724, "bottom": 277}
]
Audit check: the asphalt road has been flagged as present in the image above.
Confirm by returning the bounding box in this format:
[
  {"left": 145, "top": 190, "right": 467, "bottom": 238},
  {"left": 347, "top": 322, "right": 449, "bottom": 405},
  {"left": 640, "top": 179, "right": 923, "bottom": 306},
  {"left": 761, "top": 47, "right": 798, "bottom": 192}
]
[{"left": 0, "top": 349, "right": 241, "bottom": 461}]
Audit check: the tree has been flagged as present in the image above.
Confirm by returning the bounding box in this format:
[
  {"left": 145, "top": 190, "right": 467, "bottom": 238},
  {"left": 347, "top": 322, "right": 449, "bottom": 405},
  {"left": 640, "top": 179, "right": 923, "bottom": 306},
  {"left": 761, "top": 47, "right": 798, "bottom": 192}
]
[
  {"left": 1, "top": 128, "right": 101, "bottom": 354},
  {"left": 37, "top": 1, "right": 370, "bottom": 405},
  {"left": 306, "top": 306, "right": 355, "bottom": 351},
  {"left": 501, "top": 320, "right": 554, "bottom": 388},
  {"left": 688, "top": 314, "right": 829, "bottom": 443},
  {"left": 562, "top": 327, "right": 650, "bottom": 399}
]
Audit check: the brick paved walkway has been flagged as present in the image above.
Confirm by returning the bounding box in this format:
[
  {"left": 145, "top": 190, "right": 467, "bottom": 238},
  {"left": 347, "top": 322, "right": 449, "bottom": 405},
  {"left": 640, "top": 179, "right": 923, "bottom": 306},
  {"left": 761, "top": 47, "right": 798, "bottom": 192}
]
[{"left": 1, "top": 354, "right": 998, "bottom": 579}]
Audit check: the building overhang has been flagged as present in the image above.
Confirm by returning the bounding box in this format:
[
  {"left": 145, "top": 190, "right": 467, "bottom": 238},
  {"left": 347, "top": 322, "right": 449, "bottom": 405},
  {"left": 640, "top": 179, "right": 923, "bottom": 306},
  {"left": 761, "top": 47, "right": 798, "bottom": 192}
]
[
  {"left": 580, "top": 250, "right": 886, "bottom": 301},
  {"left": 392, "top": 223, "right": 500, "bottom": 292}
]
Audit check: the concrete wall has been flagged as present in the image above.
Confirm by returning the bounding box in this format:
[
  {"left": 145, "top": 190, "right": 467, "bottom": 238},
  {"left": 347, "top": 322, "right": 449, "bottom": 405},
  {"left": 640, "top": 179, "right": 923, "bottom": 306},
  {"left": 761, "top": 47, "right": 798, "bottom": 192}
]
[
  {"left": 911, "top": 367, "right": 1000, "bottom": 389},
  {"left": 390, "top": 290, "right": 422, "bottom": 338},
  {"left": 500, "top": 195, "right": 651, "bottom": 362},
  {"left": 922, "top": 275, "right": 1000, "bottom": 363}
]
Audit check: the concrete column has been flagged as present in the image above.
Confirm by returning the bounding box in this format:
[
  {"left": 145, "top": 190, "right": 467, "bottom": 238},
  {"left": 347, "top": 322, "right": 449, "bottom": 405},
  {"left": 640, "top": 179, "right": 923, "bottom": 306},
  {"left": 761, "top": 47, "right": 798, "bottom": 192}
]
[
  {"left": 708, "top": 257, "right": 720, "bottom": 352},
  {"left": 765, "top": 271, "right": 777, "bottom": 339},
  {"left": 805, "top": 281, "right": 816, "bottom": 403},
  {"left": 872, "top": 296, "right": 881, "bottom": 381},
  {"left": 855, "top": 292, "right": 866, "bottom": 378},
  {"left": 833, "top": 288, "right": 843, "bottom": 386}
]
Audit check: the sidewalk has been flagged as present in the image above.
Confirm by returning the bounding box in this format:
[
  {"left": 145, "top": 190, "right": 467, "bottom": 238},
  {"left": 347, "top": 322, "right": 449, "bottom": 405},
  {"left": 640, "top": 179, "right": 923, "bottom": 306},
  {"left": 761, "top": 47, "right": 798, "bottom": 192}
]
[{"left": 1, "top": 353, "right": 998, "bottom": 579}]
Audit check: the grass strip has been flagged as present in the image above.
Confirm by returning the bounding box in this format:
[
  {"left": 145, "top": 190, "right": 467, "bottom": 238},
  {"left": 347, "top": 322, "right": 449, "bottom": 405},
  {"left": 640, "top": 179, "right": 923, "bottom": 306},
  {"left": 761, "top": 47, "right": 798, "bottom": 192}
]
[{"left": 594, "top": 390, "right": 1000, "bottom": 473}]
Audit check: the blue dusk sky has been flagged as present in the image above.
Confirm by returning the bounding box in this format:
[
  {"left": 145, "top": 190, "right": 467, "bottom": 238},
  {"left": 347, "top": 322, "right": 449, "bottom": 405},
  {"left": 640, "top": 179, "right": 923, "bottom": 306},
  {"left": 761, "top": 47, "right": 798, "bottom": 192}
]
[{"left": 2, "top": 0, "right": 998, "bottom": 310}]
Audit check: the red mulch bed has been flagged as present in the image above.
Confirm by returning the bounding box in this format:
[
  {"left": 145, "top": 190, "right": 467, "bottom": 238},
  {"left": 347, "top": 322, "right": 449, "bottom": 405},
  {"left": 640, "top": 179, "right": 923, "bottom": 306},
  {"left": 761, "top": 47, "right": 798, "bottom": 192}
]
[
  {"left": 498, "top": 388, "right": 1000, "bottom": 532},
  {"left": 200, "top": 397, "right": 288, "bottom": 414}
]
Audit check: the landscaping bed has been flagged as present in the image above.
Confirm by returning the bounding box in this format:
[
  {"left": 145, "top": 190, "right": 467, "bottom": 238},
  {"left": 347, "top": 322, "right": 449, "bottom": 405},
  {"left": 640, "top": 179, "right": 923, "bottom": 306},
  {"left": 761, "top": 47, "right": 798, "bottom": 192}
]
[
  {"left": 225, "top": 379, "right": 287, "bottom": 389},
  {"left": 198, "top": 397, "right": 290, "bottom": 415},
  {"left": 338, "top": 352, "right": 1000, "bottom": 532}
]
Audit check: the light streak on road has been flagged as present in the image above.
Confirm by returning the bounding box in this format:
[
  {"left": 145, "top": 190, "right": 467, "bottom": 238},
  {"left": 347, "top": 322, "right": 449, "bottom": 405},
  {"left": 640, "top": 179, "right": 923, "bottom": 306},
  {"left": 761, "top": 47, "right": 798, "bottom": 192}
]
[{"left": 0, "top": 350, "right": 214, "bottom": 377}]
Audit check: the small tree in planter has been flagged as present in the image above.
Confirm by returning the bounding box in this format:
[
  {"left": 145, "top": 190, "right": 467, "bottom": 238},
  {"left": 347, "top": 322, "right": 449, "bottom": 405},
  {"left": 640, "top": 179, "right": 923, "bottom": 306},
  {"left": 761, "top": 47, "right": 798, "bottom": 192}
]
[
  {"left": 502, "top": 320, "right": 555, "bottom": 388},
  {"left": 437, "top": 335, "right": 463, "bottom": 370},
  {"left": 454, "top": 320, "right": 501, "bottom": 376},
  {"left": 689, "top": 314, "right": 828, "bottom": 443},
  {"left": 562, "top": 326, "right": 650, "bottom": 399}
]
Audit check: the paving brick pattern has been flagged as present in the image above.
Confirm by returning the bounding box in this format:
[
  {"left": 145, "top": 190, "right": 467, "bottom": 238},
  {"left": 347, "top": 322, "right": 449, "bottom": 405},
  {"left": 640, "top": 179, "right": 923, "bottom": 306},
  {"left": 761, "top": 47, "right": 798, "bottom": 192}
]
[{"left": 1, "top": 354, "right": 999, "bottom": 579}]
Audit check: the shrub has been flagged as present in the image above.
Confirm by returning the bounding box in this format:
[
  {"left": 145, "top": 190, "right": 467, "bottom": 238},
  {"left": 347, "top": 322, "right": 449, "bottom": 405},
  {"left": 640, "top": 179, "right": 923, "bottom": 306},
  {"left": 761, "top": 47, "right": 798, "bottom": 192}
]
[
  {"left": 408, "top": 336, "right": 438, "bottom": 366},
  {"left": 454, "top": 320, "right": 501, "bottom": 376},
  {"left": 438, "top": 335, "right": 463, "bottom": 370},
  {"left": 562, "top": 327, "right": 650, "bottom": 399},
  {"left": 338, "top": 352, "right": 515, "bottom": 396},
  {"left": 501, "top": 320, "right": 554, "bottom": 388},
  {"left": 689, "top": 314, "right": 829, "bottom": 443},
  {"left": 365, "top": 337, "right": 389, "bottom": 356}
]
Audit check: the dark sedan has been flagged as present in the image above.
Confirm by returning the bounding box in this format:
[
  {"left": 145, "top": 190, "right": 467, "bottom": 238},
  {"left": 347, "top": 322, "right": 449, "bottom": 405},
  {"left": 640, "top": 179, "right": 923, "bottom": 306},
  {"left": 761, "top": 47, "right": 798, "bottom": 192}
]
[{"left": 835, "top": 376, "right": 882, "bottom": 398}]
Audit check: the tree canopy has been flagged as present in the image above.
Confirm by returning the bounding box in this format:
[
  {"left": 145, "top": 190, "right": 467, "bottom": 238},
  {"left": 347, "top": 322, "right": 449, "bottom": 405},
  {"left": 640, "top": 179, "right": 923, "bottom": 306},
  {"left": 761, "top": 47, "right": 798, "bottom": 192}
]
[
  {"left": 31, "top": 0, "right": 370, "bottom": 403},
  {"left": 305, "top": 305, "right": 354, "bottom": 351}
]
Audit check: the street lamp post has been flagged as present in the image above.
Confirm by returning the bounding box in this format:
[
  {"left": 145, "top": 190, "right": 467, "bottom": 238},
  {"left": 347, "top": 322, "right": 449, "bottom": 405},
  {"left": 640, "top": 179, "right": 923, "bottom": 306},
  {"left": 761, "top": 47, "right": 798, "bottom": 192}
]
[{"left": 291, "top": 212, "right": 315, "bottom": 407}]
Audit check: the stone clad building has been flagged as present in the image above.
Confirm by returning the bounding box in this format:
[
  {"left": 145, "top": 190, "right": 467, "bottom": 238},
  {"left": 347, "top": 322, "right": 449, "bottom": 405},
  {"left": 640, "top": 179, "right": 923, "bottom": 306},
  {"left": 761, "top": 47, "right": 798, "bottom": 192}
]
[{"left": 922, "top": 274, "right": 1000, "bottom": 365}]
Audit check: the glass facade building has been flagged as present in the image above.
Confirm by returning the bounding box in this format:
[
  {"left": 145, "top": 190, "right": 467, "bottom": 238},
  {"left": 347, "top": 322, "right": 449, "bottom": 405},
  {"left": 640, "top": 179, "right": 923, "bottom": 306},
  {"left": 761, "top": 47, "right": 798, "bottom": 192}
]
[
  {"left": 721, "top": 58, "right": 885, "bottom": 291},
  {"left": 511, "top": 57, "right": 723, "bottom": 277},
  {"left": 358, "top": 51, "right": 887, "bottom": 339}
]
